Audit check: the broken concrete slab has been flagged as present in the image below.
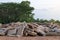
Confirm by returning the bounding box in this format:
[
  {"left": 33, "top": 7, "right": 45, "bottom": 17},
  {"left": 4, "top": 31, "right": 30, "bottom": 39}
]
[
  {"left": 7, "top": 28, "right": 17, "bottom": 37},
  {"left": 16, "top": 22, "right": 27, "bottom": 37},
  {"left": 24, "top": 28, "right": 37, "bottom": 36},
  {"left": 7, "top": 22, "right": 27, "bottom": 37},
  {"left": 0, "top": 28, "right": 8, "bottom": 36},
  {"left": 46, "top": 32, "right": 60, "bottom": 36}
]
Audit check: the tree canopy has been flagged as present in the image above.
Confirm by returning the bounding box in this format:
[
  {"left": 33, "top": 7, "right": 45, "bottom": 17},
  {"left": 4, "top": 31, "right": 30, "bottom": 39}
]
[{"left": 0, "top": 1, "right": 34, "bottom": 23}]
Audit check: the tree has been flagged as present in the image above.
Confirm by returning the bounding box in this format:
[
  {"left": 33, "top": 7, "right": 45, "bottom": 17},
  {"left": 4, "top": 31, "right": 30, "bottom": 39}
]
[
  {"left": 0, "top": 1, "right": 34, "bottom": 23},
  {"left": 39, "top": 19, "right": 44, "bottom": 23},
  {"left": 49, "top": 19, "right": 55, "bottom": 23},
  {"left": 55, "top": 20, "right": 60, "bottom": 23},
  {"left": 34, "top": 18, "right": 40, "bottom": 22}
]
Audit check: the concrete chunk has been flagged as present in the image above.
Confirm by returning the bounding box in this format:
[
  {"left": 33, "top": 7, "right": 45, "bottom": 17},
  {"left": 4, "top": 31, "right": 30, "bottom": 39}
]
[
  {"left": 7, "top": 28, "right": 17, "bottom": 37},
  {"left": 16, "top": 22, "right": 27, "bottom": 37},
  {"left": 0, "top": 28, "right": 8, "bottom": 36}
]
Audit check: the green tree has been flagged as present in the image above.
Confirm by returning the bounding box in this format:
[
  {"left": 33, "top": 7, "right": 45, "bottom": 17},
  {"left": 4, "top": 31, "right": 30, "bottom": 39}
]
[
  {"left": 55, "top": 20, "right": 60, "bottom": 23},
  {"left": 34, "top": 18, "right": 40, "bottom": 22},
  {"left": 49, "top": 19, "right": 55, "bottom": 23},
  {"left": 39, "top": 19, "right": 44, "bottom": 23},
  {"left": 0, "top": 1, "right": 34, "bottom": 23}
]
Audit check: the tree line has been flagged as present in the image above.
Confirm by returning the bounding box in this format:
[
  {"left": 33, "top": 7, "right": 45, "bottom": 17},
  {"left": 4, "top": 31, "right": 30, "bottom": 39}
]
[{"left": 35, "top": 18, "right": 60, "bottom": 24}]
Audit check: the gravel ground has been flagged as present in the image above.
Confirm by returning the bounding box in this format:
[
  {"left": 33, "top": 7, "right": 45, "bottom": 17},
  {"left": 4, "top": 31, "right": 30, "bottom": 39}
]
[{"left": 0, "top": 36, "right": 60, "bottom": 40}]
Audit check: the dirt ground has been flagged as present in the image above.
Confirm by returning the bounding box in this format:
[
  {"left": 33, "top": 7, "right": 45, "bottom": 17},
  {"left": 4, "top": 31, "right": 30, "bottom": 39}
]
[{"left": 0, "top": 36, "right": 60, "bottom": 40}]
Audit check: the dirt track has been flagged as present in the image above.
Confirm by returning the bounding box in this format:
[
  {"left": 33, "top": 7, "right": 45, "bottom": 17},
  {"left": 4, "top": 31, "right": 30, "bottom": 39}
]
[{"left": 0, "top": 36, "right": 60, "bottom": 40}]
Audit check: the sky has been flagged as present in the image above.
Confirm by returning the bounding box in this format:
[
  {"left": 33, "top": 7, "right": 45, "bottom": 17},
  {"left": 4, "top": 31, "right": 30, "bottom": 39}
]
[{"left": 0, "top": 0, "right": 60, "bottom": 20}]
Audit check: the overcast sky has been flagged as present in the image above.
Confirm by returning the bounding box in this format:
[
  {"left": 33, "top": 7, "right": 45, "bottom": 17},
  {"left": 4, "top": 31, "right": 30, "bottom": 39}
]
[{"left": 0, "top": 0, "right": 60, "bottom": 20}]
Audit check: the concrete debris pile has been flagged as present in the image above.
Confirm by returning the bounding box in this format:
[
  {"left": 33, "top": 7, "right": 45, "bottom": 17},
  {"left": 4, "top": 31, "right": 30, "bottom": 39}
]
[
  {"left": 0, "top": 22, "right": 60, "bottom": 37},
  {"left": 0, "top": 22, "right": 26, "bottom": 37}
]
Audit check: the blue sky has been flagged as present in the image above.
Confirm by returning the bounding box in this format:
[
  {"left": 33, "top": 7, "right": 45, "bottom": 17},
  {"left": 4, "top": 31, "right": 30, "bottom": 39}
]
[{"left": 0, "top": 0, "right": 60, "bottom": 20}]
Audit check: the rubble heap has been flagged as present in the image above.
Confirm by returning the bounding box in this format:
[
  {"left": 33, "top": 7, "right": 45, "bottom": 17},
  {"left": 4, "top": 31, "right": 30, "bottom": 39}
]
[{"left": 0, "top": 22, "right": 60, "bottom": 37}]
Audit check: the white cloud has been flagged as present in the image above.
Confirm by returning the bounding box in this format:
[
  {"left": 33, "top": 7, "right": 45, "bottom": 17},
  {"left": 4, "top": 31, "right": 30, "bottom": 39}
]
[
  {"left": 33, "top": 9, "right": 60, "bottom": 20},
  {"left": 29, "top": 0, "right": 60, "bottom": 9},
  {"left": 28, "top": 0, "right": 60, "bottom": 20}
]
